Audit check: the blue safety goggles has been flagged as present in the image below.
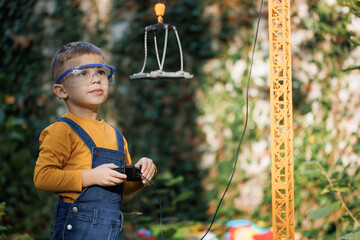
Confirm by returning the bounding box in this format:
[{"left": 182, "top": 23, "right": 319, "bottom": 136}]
[{"left": 55, "top": 64, "right": 115, "bottom": 85}]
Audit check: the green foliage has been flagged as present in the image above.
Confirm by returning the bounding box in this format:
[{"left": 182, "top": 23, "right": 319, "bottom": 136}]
[
  {"left": 338, "top": 0, "right": 360, "bottom": 71},
  {"left": 0, "top": 0, "right": 86, "bottom": 238},
  {"left": 301, "top": 160, "right": 360, "bottom": 238},
  {"left": 307, "top": 202, "right": 341, "bottom": 220},
  {"left": 0, "top": 0, "right": 50, "bottom": 233},
  {"left": 0, "top": 202, "right": 7, "bottom": 232},
  {"left": 0, "top": 202, "right": 34, "bottom": 240},
  {"left": 288, "top": 1, "right": 360, "bottom": 238},
  {"left": 339, "top": 231, "right": 360, "bottom": 240}
]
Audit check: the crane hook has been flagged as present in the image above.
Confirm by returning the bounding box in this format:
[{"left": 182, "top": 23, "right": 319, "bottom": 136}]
[{"left": 154, "top": 3, "right": 166, "bottom": 23}]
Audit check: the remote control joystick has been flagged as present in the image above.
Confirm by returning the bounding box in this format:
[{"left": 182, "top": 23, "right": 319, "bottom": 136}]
[{"left": 115, "top": 166, "right": 142, "bottom": 181}]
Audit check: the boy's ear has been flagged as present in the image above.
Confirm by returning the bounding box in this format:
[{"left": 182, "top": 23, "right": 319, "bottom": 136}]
[{"left": 53, "top": 84, "right": 68, "bottom": 100}]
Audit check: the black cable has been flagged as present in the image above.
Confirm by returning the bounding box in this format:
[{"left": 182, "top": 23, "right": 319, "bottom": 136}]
[
  {"left": 136, "top": 0, "right": 263, "bottom": 238},
  {"left": 200, "top": 0, "right": 264, "bottom": 239},
  {"left": 139, "top": 173, "right": 164, "bottom": 240}
]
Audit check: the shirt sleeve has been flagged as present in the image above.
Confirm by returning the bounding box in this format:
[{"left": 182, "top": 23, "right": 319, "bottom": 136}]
[{"left": 33, "top": 123, "right": 83, "bottom": 193}]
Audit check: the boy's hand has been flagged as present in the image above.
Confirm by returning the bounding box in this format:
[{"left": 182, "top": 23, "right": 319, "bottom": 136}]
[
  {"left": 134, "top": 157, "right": 157, "bottom": 185},
  {"left": 82, "top": 163, "right": 127, "bottom": 187}
]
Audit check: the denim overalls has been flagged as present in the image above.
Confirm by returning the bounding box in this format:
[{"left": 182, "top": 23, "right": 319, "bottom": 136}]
[{"left": 51, "top": 117, "right": 125, "bottom": 240}]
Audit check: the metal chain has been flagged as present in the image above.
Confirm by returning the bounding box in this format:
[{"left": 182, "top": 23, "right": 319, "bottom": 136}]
[
  {"left": 140, "top": 23, "right": 185, "bottom": 74},
  {"left": 140, "top": 30, "right": 148, "bottom": 73},
  {"left": 174, "top": 28, "right": 184, "bottom": 72},
  {"left": 154, "top": 33, "right": 162, "bottom": 70},
  {"left": 153, "top": 26, "right": 170, "bottom": 71},
  {"left": 160, "top": 27, "right": 169, "bottom": 71}
]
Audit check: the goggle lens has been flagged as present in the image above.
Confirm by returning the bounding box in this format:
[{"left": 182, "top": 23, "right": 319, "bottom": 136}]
[{"left": 55, "top": 64, "right": 115, "bottom": 86}]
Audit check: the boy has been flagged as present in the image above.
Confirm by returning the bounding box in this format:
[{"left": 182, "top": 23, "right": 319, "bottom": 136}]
[{"left": 34, "top": 42, "right": 157, "bottom": 240}]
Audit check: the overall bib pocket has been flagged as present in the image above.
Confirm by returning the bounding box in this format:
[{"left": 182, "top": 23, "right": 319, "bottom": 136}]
[{"left": 100, "top": 184, "right": 123, "bottom": 203}]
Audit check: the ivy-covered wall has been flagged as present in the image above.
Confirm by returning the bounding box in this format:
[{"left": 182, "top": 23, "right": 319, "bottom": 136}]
[{"left": 1, "top": 0, "right": 359, "bottom": 239}]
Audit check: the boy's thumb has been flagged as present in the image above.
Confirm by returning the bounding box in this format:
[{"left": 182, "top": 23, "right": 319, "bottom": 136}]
[{"left": 107, "top": 163, "right": 118, "bottom": 169}]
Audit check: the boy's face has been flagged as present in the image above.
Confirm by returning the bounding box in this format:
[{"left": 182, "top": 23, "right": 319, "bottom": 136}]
[{"left": 55, "top": 54, "right": 109, "bottom": 113}]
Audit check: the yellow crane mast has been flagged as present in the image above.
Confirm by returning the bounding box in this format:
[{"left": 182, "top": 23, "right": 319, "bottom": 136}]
[{"left": 268, "top": 0, "right": 295, "bottom": 239}]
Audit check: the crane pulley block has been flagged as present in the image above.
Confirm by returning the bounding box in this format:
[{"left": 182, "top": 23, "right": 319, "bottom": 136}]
[{"left": 129, "top": 2, "right": 193, "bottom": 80}]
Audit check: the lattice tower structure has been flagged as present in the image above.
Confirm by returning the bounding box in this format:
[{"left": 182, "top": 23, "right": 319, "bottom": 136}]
[{"left": 268, "top": 0, "right": 295, "bottom": 239}]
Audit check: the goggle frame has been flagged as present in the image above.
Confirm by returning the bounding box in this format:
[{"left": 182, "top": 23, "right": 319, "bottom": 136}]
[{"left": 55, "top": 64, "right": 115, "bottom": 84}]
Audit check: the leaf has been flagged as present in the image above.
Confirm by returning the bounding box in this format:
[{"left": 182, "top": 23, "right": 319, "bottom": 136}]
[
  {"left": 320, "top": 186, "right": 331, "bottom": 195},
  {"left": 175, "top": 191, "right": 194, "bottom": 202},
  {"left": 164, "top": 176, "right": 184, "bottom": 187},
  {"left": 339, "top": 231, "right": 360, "bottom": 240},
  {"left": 123, "top": 211, "right": 143, "bottom": 216},
  {"left": 332, "top": 186, "right": 352, "bottom": 193},
  {"left": 300, "top": 170, "right": 321, "bottom": 175},
  {"left": 349, "top": 36, "right": 360, "bottom": 46},
  {"left": 307, "top": 202, "right": 341, "bottom": 220},
  {"left": 342, "top": 65, "right": 360, "bottom": 72},
  {"left": 303, "top": 160, "right": 320, "bottom": 165},
  {"left": 321, "top": 186, "right": 352, "bottom": 195}
]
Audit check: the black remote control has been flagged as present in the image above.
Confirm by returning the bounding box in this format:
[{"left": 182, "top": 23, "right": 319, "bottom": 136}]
[{"left": 115, "top": 166, "right": 142, "bottom": 181}]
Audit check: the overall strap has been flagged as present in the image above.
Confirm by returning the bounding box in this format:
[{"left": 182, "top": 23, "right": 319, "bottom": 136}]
[
  {"left": 55, "top": 117, "right": 97, "bottom": 151},
  {"left": 111, "top": 126, "right": 125, "bottom": 153}
]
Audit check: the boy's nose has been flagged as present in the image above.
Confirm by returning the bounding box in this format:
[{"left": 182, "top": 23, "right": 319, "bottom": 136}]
[{"left": 90, "top": 73, "right": 101, "bottom": 84}]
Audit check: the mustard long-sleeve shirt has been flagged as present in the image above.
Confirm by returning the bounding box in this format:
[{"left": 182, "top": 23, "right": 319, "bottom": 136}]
[{"left": 34, "top": 113, "right": 144, "bottom": 203}]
